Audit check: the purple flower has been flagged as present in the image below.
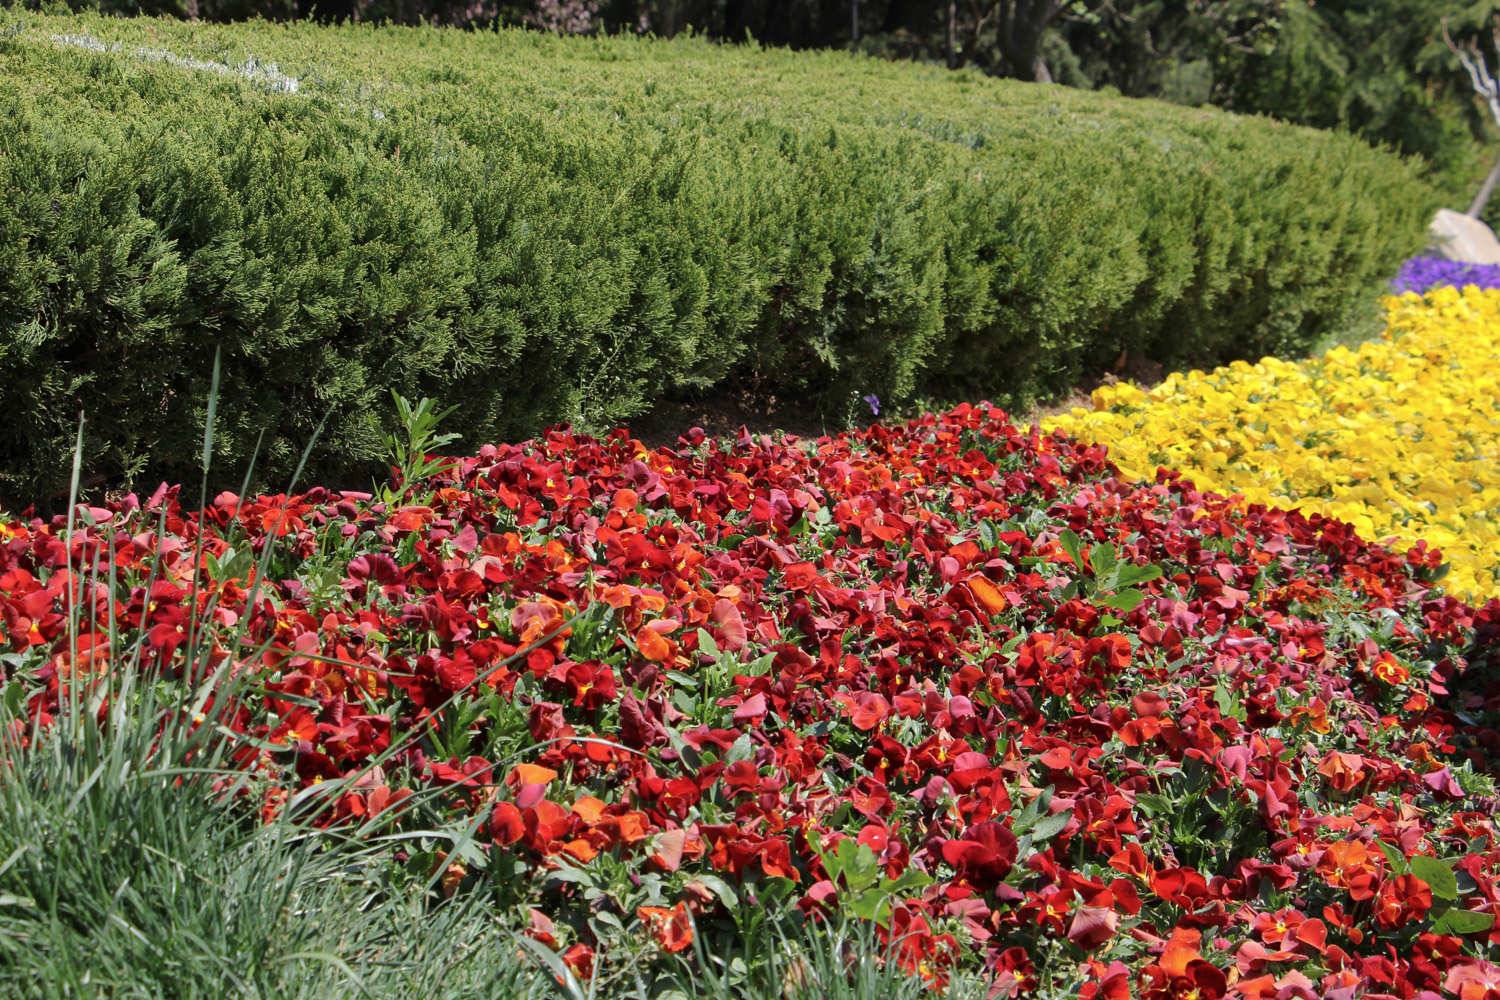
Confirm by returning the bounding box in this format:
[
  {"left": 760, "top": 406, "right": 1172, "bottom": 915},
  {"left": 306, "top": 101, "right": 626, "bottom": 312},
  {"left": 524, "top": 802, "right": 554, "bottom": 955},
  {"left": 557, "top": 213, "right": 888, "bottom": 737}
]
[
  {"left": 862, "top": 393, "right": 881, "bottom": 416},
  {"left": 1392, "top": 256, "right": 1500, "bottom": 294}
]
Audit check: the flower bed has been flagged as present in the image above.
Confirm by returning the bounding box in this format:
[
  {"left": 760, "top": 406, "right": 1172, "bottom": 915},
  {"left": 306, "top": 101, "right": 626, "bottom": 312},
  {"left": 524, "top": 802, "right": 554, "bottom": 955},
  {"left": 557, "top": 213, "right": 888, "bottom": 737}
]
[
  {"left": 3, "top": 403, "right": 1497, "bottom": 995},
  {"left": 1393, "top": 257, "right": 1500, "bottom": 294},
  {"left": 1048, "top": 285, "right": 1500, "bottom": 602}
]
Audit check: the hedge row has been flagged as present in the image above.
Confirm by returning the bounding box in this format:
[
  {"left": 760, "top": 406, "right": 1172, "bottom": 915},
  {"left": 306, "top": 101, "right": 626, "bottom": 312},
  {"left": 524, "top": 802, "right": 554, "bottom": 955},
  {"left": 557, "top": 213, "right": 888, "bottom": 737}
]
[{"left": 0, "top": 12, "right": 1434, "bottom": 495}]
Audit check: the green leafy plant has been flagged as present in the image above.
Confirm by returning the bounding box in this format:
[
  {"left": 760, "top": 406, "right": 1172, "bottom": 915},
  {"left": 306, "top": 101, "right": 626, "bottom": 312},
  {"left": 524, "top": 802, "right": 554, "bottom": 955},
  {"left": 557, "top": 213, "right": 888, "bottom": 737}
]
[
  {"left": 1057, "top": 529, "right": 1164, "bottom": 615},
  {"left": 382, "top": 391, "right": 461, "bottom": 504},
  {"left": 814, "top": 836, "right": 933, "bottom": 923}
]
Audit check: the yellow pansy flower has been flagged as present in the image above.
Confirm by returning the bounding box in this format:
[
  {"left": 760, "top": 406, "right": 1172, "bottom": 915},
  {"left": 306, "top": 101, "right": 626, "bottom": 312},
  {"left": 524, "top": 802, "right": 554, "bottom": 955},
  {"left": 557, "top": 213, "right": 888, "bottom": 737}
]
[{"left": 1048, "top": 286, "right": 1500, "bottom": 601}]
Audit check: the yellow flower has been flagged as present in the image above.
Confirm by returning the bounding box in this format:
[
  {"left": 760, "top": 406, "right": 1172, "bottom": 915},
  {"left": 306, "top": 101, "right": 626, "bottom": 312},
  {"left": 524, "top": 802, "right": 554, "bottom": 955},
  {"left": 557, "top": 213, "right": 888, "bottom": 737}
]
[{"left": 1048, "top": 285, "right": 1500, "bottom": 601}]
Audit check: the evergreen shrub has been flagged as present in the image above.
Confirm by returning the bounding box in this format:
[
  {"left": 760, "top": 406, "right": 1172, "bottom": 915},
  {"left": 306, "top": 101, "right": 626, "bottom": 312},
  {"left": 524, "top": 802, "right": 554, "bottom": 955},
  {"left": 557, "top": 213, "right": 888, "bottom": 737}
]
[{"left": 0, "top": 13, "right": 1435, "bottom": 494}]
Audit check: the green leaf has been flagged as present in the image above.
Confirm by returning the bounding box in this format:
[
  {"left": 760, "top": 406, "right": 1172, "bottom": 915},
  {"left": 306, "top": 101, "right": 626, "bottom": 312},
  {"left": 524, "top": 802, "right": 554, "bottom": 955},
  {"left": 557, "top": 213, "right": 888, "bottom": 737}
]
[
  {"left": 847, "top": 889, "right": 885, "bottom": 921},
  {"left": 692, "top": 873, "right": 739, "bottom": 909},
  {"left": 1116, "top": 563, "right": 1164, "bottom": 588},
  {"left": 1374, "top": 841, "right": 1407, "bottom": 875},
  {"left": 842, "top": 851, "right": 879, "bottom": 892},
  {"left": 696, "top": 628, "right": 720, "bottom": 659},
  {"left": 1097, "top": 589, "right": 1145, "bottom": 612},
  {"left": 1430, "top": 908, "right": 1494, "bottom": 934},
  {"left": 1136, "top": 794, "right": 1171, "bottom": 817},
  {"left": 1012, "top": 796, "right": 1039, "bottom": 833},
  {"left": 1213, "top": 679, "right": 1246, "bottom": 722},
  {"left": 744, "top": 654, "right": 775, "bottom": 676},
  {"left": 1058, "top": 530, "right": 1084, "bottom": 571},
  {"left": 1029, "top": 810, "right": 1070, "bottom": 841},
  {"left": 1090, "top": 543, "right": 1119, "bottom": 590},
  {"left": 2, "top": 681, "right": 23, "bottom": 717},
  {"left": 1409, "top": 855, "right": 1458, "bottom": 901},
  {"left": 888, "top": 868, "right": 932, "bottom": 894},
  {"left": 725, "top": 732, "right": 754, "bottom": 765}
]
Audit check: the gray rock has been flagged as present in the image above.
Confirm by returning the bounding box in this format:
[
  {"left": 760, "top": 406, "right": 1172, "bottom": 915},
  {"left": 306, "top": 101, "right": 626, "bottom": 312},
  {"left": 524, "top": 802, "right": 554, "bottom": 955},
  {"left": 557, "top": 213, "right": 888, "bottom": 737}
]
[{"left": 1428, "top": 208, "right": 1500, "bottom": 264}]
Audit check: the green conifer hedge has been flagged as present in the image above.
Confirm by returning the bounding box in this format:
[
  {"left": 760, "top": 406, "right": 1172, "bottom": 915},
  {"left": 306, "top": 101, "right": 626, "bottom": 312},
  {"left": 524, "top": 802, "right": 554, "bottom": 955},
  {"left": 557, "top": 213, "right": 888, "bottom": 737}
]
[{"left": 0, "top": 13, "right": 1433, "bottom": 495}]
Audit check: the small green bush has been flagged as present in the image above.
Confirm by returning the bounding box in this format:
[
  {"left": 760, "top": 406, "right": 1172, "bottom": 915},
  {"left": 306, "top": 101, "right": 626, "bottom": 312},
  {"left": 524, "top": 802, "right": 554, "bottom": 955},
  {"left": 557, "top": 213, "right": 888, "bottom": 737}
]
[{"left": 0, "top": 14, "right": 1434, "bottom": 495}]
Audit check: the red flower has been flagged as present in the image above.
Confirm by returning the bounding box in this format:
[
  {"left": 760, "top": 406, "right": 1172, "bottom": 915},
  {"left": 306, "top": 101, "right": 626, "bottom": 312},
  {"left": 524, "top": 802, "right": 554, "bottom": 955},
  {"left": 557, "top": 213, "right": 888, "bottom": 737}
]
[
  {"left": 1068, "top": 906, "right": 1120, "bottom": 950},
  {"left": 1374, "top": 873, "right": 1433, "bottom": 928},
  {"left": 490, "top": 801, "right": 525, "bottom": 844},
  {"left": 940, "top": 821, "right": 1018, "bottom": 888},
  {"left": 732, "top": 692, "right": 768, "bottom": 727},
  {"left": 841, "top": 691, "right": 890, "bottom": 731},
  {"left": 562, "top": 943, "right": 595, "bottom": 981},
  {"left": 5, "top": 400, "right": 1493, "bottom": 993},
  {"left": 564, "top": 660, "right": 617, "bottom": 710}
]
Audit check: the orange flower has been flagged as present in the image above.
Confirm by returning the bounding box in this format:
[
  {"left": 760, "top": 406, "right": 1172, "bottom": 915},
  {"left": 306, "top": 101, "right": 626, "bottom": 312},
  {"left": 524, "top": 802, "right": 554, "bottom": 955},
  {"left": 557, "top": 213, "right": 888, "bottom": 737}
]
[
  {"left": 1371, "top": 652, "right": 1409, "bottom": 685},
  {"left": 1289, "top": 699, "right": 1331, "bottom": 735},
  {"left": 508, "top": 762, "right": 559, "bottom": 788},
  {"left": 636, "top": 625, "right": 672, "bottom": 662},
  {"left": 637, "top": 902, "right": 695, "bottom": 953},
  {"left": 388, "top": 505, "right": 435, "bottom": 532},
  {"left": 965, "top": 574, "right": 1008, "bottom": 615},
  {"left": 571, "top": 795, "right": 607, "bottom": 824},
  {"left": 1316, "top": 751, "right": 1367, "bottom": 793},
  {"left": 1317, "top": 841, "right": 1380, "bottom": 901}
]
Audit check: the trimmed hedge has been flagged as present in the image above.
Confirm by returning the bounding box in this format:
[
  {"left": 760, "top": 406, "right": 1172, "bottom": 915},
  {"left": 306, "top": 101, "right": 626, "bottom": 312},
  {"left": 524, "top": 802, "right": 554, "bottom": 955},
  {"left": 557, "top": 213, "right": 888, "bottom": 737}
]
[{"left": 0, "top": 13, "right": 1434, "bottom": 495}]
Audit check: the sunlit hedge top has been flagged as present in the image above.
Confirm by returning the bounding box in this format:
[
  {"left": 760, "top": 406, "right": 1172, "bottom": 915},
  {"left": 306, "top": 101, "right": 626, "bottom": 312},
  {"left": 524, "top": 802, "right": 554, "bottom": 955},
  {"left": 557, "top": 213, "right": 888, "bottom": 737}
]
[{"left": 0, "top": 12, "right": 1433, "bottom": 496}]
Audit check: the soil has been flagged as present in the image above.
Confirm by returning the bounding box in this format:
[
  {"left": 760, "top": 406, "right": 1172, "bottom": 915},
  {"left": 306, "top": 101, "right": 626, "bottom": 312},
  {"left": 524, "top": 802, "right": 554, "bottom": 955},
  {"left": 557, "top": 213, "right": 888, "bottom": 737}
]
[{"left": 630, "top": 352, "right": 1169, "bottom": 448}]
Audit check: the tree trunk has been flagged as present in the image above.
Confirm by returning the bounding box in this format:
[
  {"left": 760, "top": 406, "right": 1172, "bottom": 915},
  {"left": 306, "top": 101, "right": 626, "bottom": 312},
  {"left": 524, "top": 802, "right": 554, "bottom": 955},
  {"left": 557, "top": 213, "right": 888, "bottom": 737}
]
[
  {"left": 1468, "top": 151, "right": 1500, "bottom": 219},
  {"left": 851, "top": 0, "right": 860, "bottom": 42},
  {"left": 946, "top": 0, "right": 959, "bottom": 68},
  {"left": 996, "top": 0, "right": 1066, "bottom": 81}
]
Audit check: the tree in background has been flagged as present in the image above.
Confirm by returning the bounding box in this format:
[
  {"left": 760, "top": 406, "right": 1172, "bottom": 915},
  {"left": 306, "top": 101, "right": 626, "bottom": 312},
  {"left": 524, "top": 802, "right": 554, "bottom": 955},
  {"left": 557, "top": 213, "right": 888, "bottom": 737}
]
[
  {"left": 1217, "top": 0, "right": 1487, "bottom": 185},
  {"left": 1445, "top": 8, "right": 1500, "bottom": 215},
  {"left": 940, "top": 0, "right": 1093, "bottom": 80},
  {"left": 1058, "top": 1, "right": 1282, "bottom": 102}
]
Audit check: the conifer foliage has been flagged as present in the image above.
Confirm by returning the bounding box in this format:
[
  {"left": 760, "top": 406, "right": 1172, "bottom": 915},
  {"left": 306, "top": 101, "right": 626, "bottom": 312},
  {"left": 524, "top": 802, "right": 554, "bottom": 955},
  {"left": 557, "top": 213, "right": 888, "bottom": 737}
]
[{"left": 0, "top": 14, "right": 1433, "bottom": 495}]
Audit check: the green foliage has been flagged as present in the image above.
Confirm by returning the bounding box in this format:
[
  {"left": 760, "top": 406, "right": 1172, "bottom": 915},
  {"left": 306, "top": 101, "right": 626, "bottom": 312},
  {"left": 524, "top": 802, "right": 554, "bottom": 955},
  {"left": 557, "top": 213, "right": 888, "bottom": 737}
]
[
  {"left": 383, "top": 391, "right": 461, "bottom": 504},
  {"left": 1056, "top": 529, "right": 1162, "bottom": 614},
  {"left": 0, "top": 13, "right": 1434, "bottom": 497},
  {"left": 1058, "top": 2, "right": 1494, "bottom": 203},
  {"left": 814, "top": 836, "right": 932, "bottom": 922},
  {"left": 1059, "top": 1, "right": 1284, "bottom": 104},
  {"left": 1216, "top": 0, "right": 1490, "bottom": 191}
]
